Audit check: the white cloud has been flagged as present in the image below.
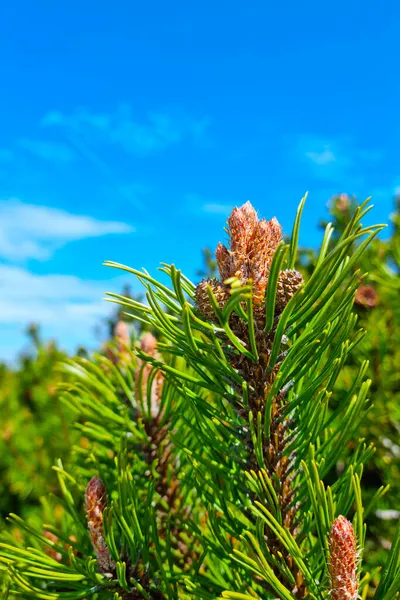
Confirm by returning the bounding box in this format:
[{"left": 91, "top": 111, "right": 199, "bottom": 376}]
[
  {"left": 0, "top": 198, "right": 133, "bottom": 261},
  {"left": 202, "top": 203, "right": 234, "bottom": 214},
  {"left": 0, "top": 265, "right": 129, "bottom": 361},
  {"left": 0, "top": 297, "right": 106, "bottom": 327},
  {"left": 297, "top": 135, "right": 382, "bottom": 186},
  {"left": 294, "top": 135, "right": 355, "bottom": 182},
  {"left": 19, "top": 138, "right": 75, "bottom": 162},
  {"left": 305, "top": 145, "right": 336, "bottom": 166},
  {"left": 0, "top": 264, "right": 122, "bottom": 327},
  {"left": 185, "top": 193, "right": 235, "bottom": 216},
  {"left": 42, "top": 106, "right": 210, "bottom": 156},
  {"left": 0, "top": 264, "right": 106, "bottom": 304}
]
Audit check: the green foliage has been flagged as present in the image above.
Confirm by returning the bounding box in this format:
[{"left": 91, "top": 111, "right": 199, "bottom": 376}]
[
  {"left": 0, "top": 295, "right": 150, "bottom": 525},
  {"left": 0, "top": 326, "right": 77, "bottom": 520},
  {"left": 1, "top": 197, "right": 400, "bottom": 599},
  {"left": 298, "top": 193, "right": 400, "bottom": 571}
]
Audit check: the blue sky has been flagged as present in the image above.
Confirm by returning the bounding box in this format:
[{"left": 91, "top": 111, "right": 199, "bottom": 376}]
[{"left": 0, "top": 0, "right": 398, "bottom": 361}]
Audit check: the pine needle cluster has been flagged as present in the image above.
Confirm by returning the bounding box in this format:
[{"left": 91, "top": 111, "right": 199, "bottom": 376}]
[{"left": 1, "top": 197, "right": 400, "bottom": 600}]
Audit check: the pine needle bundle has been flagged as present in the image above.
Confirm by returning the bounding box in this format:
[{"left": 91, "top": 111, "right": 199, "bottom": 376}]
[{"left": 1, "top": 197, "right": 400, "bottom": 600}]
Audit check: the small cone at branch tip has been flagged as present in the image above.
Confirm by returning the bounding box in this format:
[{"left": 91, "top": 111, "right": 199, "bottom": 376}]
[
  {"left": 215, "top": 242, "right": 233, "bottom": 282},
  {"left": 238, "top": 199, "right": 258, "bottom": 222},
  {"left": 196, "top": 202, "right": 295, "bottom": 320},
  {"left": 43, "top": 531, "right": 62, "bottom": 562},
  {"left": 136, "top": 332, "right": 164, "bottom": 418},
  {"left": 84, "top": 477, "right": 114, "bottom": 574},
  {"left": 334, "top": 193, "right": 351, "bottom": 213},
  {"left": 227, "top": 201, "right": 259, "bottom": 256},
  {"left": 140, "top": 331, "right": 158, "bottom": 353},
  {"left": 328, "top": 515, "right": 360, "bottom": 600},
  {"left": 248, "top": 218, "right": 282, "bottom": 302},
  {"left": 276, "top": 270, "right": 304, "bottom": 311},
  {"left": 223, "top": 203, "right": 282, "bottom": 288},
  {"left": 114, "top": 320, "right": 130, "bottom": 345},
  {"left": 43, "top": 531, "right": 78, "bottom": 562},
  {"left": 354, "top": 284, "right": 379, "bottom": 309},
  {"left": 195, "top": 279, "right": 230, "bottom": 322},
  {"left": 107, "top": 320, "right": 131, "bottom": 364}
]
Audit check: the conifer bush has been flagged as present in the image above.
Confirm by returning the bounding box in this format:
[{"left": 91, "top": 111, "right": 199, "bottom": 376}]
[
  {"left": 0, "top": 327, "right": 77, "bottom": 520},
  {"left": 0, "top": 301, "right": 143, "bottom": 525},
  {"left": 1, "top": 198, "right": 400, "bottom": 599},
  {"left": 310, "top": 194, "right": 400, "bottom": 570}
]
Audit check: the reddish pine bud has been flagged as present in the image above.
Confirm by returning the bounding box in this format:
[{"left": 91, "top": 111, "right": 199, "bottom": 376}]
[
  {"left": 354, "top": 284, "right": 379, "bottom": 309},
  {"left": 215, "top": 242, "right": 233, "bottom": 283},
  {"left": 114, "top": 320, "right": 130, "bottom": 346},
  {"left": 103, "top": 320, "right": 131, "bottom": 365},
  {"left": 225, "top": 202, "right": 282, "bottom": 299},
  {"left": 335, "top": 193, "right": 351, "bottom": 213},
  {"left": 228, "top": 201, "right": 259, "bottom": 257},
  {"left": 248, "top": 217, "right": 282, "bottom": 302},
  {"left": 114, "top": 320, "right": 131, "bottom": 364},
  {"left": 135, "top": 333, "right": 164, "bottom": 418},
  {"left": 195, "top": 202, "right": 283, "bottom": 320},
  {"left": 328, "top": 516, "right": 360, "bottom": 600},
  {"left": 43, "top": 530, "right": 62, "bottom": 562},
  {"left": 84, "top": 477, "right": 114, "bottom": 574},
  {"left": 43, "top": 531, "right": 78, "bottom": 562}
]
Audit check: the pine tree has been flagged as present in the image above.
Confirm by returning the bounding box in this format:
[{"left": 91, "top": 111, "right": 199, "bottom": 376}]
[
  {"left": 317, "top": 193, "right": 400, "bottom": 570},
  {"left": 1, "top": 197, "right": 400, "bottom": 599},
  {"left": 0, "top": 326, "right": 76, "bottom": 520}
]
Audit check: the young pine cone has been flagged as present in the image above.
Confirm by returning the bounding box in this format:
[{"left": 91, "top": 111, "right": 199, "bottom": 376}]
[
  {"left": 276, "top": 270, "right": 303, "bottom": 313},
  {"left": 328, "top": 516, "right": 360, "bottom": 600},
  {"left": 195, "top": 202, "right": 303, "bottom": 322},
  {"left": 354, "top": 284, "right": 379, "bottom": 309},
  {"left": 85, "top": 476, "right": 115, "bottom": 574},
  {"left": 135, "top": 332, "right": 164, "bottom": 418}
]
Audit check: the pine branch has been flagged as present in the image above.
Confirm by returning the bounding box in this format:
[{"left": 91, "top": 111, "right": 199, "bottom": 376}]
[{"left": 3, "top": 195, "right": 400, "bottom": 600}]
